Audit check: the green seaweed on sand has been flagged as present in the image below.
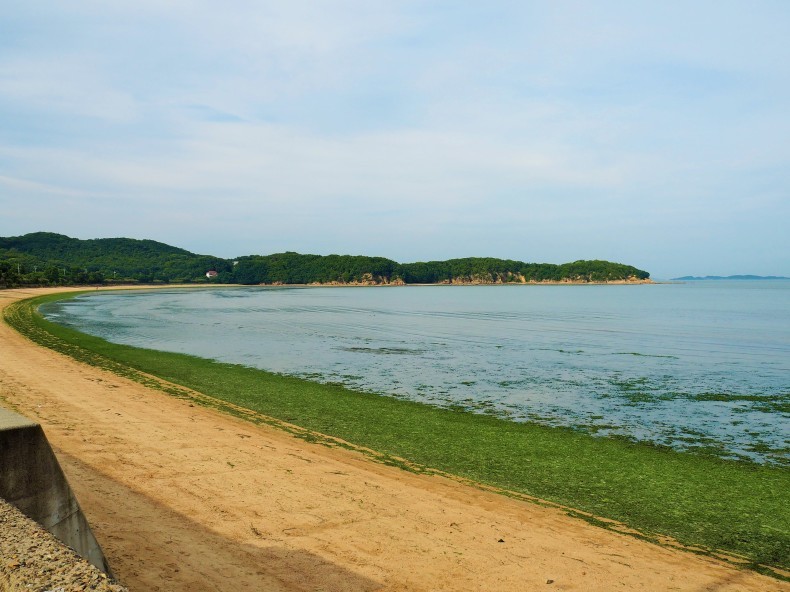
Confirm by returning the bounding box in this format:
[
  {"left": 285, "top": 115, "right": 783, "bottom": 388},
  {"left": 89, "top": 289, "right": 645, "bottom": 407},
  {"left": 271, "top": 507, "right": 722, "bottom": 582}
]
[
  {"left": 4, "top": 291, "right": 790, "bottom": 578},
  {"left": 689, "top": 392, "right": 790, "bottom": 414}
]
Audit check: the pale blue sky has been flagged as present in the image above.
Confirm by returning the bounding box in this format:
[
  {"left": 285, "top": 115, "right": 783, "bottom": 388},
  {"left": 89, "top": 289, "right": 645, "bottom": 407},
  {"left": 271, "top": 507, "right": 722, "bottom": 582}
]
[{"left": 1, "top": 1, "right": 788, "bottom": 278}]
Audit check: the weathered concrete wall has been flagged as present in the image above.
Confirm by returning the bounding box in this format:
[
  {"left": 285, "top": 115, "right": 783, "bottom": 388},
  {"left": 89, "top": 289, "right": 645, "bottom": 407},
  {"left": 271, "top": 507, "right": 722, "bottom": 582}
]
[{"left": 0, "top": 408, "right": 111, "bottom": 575}]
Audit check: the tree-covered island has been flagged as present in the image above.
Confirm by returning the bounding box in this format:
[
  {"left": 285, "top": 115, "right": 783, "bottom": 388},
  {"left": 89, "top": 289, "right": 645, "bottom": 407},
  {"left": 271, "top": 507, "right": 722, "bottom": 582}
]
[{"left": 1, "top": 232, "right": 651, "bottom": 288}]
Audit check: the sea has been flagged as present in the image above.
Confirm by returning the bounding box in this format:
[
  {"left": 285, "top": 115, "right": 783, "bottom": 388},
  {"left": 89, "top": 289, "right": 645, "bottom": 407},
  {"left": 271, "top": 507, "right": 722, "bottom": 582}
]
[{"left": 41, "top": 281, "right": 790, "bottom": 465}]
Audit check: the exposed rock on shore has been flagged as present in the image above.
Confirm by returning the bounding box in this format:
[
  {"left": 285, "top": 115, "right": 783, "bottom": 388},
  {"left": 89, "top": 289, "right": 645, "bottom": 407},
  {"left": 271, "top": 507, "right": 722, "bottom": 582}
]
[
  {"left": 0, "top": 499, "right": 127, "bottom": 592},
  {"left": 294, "top": 274, "right": 654, "bottom": 286}
]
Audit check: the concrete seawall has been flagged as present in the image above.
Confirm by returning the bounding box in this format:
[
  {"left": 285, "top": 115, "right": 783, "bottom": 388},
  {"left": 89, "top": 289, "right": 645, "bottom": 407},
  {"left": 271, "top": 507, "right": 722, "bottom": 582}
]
[{"left": 0, "top": 407, "right": 113, "bottom": 577}]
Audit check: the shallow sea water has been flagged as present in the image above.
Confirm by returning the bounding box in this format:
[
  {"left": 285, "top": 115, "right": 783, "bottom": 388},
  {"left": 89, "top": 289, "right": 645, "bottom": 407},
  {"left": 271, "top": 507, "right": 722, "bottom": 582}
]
[{"left": 43, "top": 282, "right": 790, "bottom": 464}]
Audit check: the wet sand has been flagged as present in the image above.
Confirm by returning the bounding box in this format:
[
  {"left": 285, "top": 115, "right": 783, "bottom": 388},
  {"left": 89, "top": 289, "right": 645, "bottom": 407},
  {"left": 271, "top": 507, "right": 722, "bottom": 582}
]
[{"left": 0, "top": 287, "right": 785, "bottom": 591}]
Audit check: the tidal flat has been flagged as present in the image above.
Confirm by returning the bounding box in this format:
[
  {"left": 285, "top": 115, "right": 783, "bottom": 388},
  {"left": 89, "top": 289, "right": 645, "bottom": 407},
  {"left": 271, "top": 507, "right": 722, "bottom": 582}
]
[
  {"left": 4, "top": 291, "right": 789, "bottom": 577},
  {"left": 41, "top": 283, "right": 790, "bottom": 466}
]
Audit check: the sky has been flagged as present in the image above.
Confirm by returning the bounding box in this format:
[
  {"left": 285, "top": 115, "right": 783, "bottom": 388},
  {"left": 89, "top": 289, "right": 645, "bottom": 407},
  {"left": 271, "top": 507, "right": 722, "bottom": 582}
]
[{"left": 1, "top": 1, "right": 788, "bottom": 279}]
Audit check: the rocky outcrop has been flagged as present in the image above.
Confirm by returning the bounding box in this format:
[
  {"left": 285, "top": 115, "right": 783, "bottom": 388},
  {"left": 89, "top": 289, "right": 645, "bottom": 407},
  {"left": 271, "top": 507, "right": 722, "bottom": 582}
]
[
  {"left": 438, "top": 274, "right": 654, "bottom": 285},
  {"left": 307, "top": 273, "right": 407, "bottom": 286},
  {"left": 266, "top": 273, "right": 653, "bottom": 287}
]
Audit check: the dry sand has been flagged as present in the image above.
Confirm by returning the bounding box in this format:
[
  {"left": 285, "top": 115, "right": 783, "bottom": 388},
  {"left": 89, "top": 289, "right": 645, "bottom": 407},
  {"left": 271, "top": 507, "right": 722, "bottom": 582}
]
[{"left": 0, "top": 287, "right": 786, "bottom": 591}]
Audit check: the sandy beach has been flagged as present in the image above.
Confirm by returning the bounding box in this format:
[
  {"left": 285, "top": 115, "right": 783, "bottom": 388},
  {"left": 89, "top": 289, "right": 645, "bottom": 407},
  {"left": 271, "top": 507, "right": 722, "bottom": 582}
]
[{"left": 0, "top": 287, "right": 786, "bottom": 592}]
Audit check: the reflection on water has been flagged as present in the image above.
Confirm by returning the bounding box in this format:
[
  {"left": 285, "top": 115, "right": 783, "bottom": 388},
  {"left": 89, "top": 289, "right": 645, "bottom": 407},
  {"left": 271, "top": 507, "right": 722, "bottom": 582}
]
[{"left": 42, "top": 282, "right": 790, "bottom": 465}]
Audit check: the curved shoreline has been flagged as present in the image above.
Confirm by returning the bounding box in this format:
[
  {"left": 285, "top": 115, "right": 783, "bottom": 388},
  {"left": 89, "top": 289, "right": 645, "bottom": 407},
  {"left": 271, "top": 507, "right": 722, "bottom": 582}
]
[
  {"left": 2, "top": 277, "right": 656, "bottom": 292},
  {"left": 1, "top": 287, "right": 787, "bottom": 591}
]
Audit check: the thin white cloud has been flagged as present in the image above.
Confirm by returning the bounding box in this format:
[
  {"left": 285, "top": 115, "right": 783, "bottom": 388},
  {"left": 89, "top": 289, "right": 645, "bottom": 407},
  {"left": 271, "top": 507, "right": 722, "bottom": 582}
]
[
  {"left": 0, "top": 174, "right": 103, "bottom": 198},
  {"left": 0, "top": 56, "right": 139, "bottom": 122}
]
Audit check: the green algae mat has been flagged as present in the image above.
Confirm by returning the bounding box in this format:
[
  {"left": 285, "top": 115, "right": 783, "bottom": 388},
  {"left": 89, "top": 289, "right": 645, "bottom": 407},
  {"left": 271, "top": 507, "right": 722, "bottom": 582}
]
[{"left": 4, "top": 292, "right": 789, "bottom": 578}]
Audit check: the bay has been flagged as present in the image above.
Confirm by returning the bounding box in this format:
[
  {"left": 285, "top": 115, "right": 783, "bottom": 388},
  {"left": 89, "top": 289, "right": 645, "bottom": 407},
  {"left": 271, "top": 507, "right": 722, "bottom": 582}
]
[{"left": 42, "top": 282, "right": 790, "bottom": 465}]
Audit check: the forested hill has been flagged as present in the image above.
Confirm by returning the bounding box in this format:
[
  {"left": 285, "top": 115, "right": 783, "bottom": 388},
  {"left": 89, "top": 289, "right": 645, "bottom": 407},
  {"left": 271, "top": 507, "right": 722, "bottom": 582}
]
[
  {"left": 0, "top": 232, "right": 229, "bottom": 285},
  {"left": 234, "top": 254, "right": 650, "bottom": 284},
  {"left": 0, "top": 232, "right": 651, "bottom": 287}
]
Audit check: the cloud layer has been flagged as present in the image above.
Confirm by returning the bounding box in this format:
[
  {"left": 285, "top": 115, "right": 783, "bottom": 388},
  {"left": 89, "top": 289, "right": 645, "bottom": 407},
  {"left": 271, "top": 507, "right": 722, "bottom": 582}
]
[{"left": 1, "top": 1, "right": 789, "bottom": 277}]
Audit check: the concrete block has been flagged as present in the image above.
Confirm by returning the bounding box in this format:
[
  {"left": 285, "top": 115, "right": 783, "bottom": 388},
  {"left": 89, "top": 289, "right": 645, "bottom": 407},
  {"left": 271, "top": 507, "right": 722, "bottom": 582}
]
[{"left": 0, "top": 408, "right": 111, "bottom": 575}]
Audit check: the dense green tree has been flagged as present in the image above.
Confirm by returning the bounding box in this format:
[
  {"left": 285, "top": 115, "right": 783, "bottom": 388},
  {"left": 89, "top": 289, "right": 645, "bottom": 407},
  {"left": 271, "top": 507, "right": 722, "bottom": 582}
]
[
  {"left": 0, "top": 232, "right": 650, "bottom": 287},
  {"left": 0, "top": 261, "right": 21, "bottom": 287},
  {"left": 0, "top": 233, "right": 233, "bottom": 286}
]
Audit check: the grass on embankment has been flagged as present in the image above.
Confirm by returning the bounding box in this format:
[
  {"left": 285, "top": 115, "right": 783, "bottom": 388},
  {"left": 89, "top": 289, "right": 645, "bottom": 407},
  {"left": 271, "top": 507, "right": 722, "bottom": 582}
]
[{"left": 4, "top": 291, "right": 789, "bottom": 576}]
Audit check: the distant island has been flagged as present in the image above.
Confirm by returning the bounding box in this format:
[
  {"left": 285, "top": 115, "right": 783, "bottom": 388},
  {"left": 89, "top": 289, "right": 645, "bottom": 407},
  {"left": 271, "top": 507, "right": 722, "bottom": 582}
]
[
  {"left": 672, "top": 275, "right": 790, "bottom": 281},
  {"left": 0, "top": 232, "right": 651, "bottom": 288}
]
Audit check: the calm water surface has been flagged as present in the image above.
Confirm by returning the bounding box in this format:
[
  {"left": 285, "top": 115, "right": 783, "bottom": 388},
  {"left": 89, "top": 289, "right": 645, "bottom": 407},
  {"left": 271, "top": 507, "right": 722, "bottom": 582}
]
[{"left": 43, "top": 282, "right": 790, "bottom": 464}]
